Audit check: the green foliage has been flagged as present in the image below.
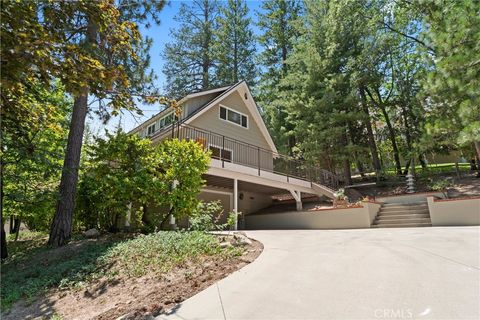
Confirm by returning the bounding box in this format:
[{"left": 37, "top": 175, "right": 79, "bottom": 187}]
[
  {"left": 214, "top": 0, "right": 256, "bottom": 85},
  {"left": 76, "top": 133, "right": 210, "bottom": 231},
  {"left": 421, "top": 1, "right": 480, "bottom": 156},
  {"left": 0, "top": 232, "right": 242, "bottom": 310},
  {"left": 428, "top": 178, "right": 452, "bottom": 192},
  {"left": 1, "top": 0, "right": 166, "bottom": 112},
  {"left": 157, "top": 139, "right": 211, "bottom": 220},
  {"left": 2, "top": 81, "right": 70, "bottom": 231},
  {"left": 189, "top": 201, "right": 226, "bottom": 231},
  {"left": 162, "top": 0, "right": 218, "bottom": 97},
  {"left": 104, "top": 231, "right": 241, "bottom": 277},
  {"left": 256, "top": 0, "right": 303, "bottom": 154},
  {"left": 226, "top": 211, "right": 239, "bottom": 230},
  {"left": 77, "top": 130, "right": 163, "bottom": 231}
]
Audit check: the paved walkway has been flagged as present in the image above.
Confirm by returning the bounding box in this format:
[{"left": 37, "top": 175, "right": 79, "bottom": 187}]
[{"left": 158, "top": 227, "right": 480, "bottom": 320}]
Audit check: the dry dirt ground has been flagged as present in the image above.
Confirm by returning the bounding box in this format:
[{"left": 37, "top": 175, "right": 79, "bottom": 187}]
[{"left": 2, "top": 237, "right": 263, "bottom": 320}]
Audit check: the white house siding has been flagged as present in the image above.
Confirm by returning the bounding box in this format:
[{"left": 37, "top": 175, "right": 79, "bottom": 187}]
[
  {"left": 189, "top": 91, "right": 274, "bottom": 171},
  {"left": 183, "top": 92, "right": 220, "bottom": 118}
]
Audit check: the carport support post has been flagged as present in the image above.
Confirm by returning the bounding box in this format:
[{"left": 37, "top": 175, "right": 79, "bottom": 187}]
[
  {"left": 289, "top": 190, "right": 303, "bottom": 211},
  {"left": 234, "top": 178, "right": 238, "bottom": 230}
]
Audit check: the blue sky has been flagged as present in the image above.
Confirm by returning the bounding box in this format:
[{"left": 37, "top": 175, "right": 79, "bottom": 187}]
[{"left": 88, "top": 0, "right": 265, "bottom": 134}]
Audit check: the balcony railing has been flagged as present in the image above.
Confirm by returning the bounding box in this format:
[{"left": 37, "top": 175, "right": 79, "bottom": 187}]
[{"left": 164, "top": 123, "right": 340, "bottom": 190}]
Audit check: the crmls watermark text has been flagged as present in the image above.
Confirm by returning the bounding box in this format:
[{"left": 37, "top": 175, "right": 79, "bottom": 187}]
[{"left": 374, "top": 308, "right": 413, "bottom": 319}]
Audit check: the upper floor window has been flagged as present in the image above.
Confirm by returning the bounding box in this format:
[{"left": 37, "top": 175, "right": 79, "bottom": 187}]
[
  {"left": 159, "top": 112, "right": 174, "bottom": 129},
  {"left": 145, "top": 112, "right": 174, "bottom": 136},
  {"left": 147, "top": 123, "right": 156, "bottom": 135},
  {"left": 219, "top": 106, "right": 248, "bottom": 128}
]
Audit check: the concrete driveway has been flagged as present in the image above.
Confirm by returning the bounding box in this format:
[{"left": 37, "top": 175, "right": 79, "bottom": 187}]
[{"left": 158, "top": 227, "right": 480, "bottom": 320}]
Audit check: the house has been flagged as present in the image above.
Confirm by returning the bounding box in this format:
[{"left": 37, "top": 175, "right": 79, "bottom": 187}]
[{"left": 129, "top": 81, "right": 337, "bottom": 228}]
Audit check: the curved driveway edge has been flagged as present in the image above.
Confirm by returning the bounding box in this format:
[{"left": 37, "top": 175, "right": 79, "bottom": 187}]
[{"left": 158, "top": 227, "right": 480, "bottom": 320}]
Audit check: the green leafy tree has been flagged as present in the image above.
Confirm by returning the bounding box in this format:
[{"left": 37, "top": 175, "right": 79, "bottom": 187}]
[
  {"left": 156, "top": 139, "right": 211, "bottom": 220},
  {"left": 1, "top": 81, "right": 70, "bottom": 258},
  {"left": 1, "top": 0, "right": 166, "bottom": 246},
  {"left": 162, "top": 0, "right": 218, "bottom": 98},
  {"left": 256, "top": 0, "right": 303, "bottom": 154},
  {"left": 213, "top": 0, "right": 256, "bottom": 86},
  {"left": 77, "top": 133, "right": 210, "bottom": 231},
  {"left": 421, "top": 1, "right": 480, "bottom": 160}
]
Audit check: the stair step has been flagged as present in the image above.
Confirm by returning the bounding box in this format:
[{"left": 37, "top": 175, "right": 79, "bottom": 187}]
[
  {"left": 381, "top": 201, "right": 427, "bottom": 207},
  {"left": 374, "top": 217, "right": 431, "bottom": 224},
  {"left": 377, "top": 214, "right": 430, "bottom": 220},
  {"left": 372, "top": 222, "right": 432, "bottom": 228},
  {"left": 379, "top": 209, "right": 430, "bottom": 216},
  {"left": 382, "top": 203, "right": 428, "bottom": 210}
]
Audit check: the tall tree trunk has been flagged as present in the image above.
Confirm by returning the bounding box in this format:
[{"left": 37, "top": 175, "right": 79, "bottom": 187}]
[
  {"left": 202, "top": 2, "right": 210, "bottom": 89},
  {"left": 342, "top": 132, "right": 353, "bottom": 186},
  {"left": 359, "top": 87, "right": 382, "bottom": 175},
  {"left": 1, "top": 163, "right": 6, "bottom": 260},
  {"left": 474, "top": 141, "right": 480, "bottom": 177},
  {"left": 48, "top": 88, "right": 89, "bottom": 247},
  {"left": 474, "top": 141, "right": 480, "bottom": 162},
  {"left": 400, "top": 105, "right": 413, "bottom": 175},
  {"left": 343, "top": 158, "right": 352, "bottom": 186},
  {"left": 366, "top": 88, "right": 402, "bottom": 175}
]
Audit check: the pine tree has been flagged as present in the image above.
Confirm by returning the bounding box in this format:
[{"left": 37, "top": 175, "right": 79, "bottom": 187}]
[
  {"left": 213, "top": 0, "right": 256, "bottom": 86},
  {"left": 256, "top": 0, "right": 303, "bottom": 154},
  {"left": 162, "top": 0, "right": 218, "bottom": 98},
  {"left": 421, "top": 1, "right": 480, "bottom": 161}
]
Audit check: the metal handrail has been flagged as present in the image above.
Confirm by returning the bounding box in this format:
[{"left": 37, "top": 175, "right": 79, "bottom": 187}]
[{"left": 165, "top": 123, "right": 340, "bottom": 189}]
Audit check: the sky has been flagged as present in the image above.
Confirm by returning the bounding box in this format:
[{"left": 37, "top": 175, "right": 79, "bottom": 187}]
[{"left": 88, "top": 0, "right": 265, "bottom": 135}]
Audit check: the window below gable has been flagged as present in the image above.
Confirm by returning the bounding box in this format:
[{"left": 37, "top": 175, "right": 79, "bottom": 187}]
[{"left": 219, "top": 106, "right": 248, "bottom": 128}]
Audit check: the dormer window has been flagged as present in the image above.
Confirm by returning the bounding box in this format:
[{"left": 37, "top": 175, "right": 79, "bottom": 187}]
[
  {"left": 219, "top": 106, "right": 248, "bottom": 128},
  {"left": 147, "top": 123, "right": 156, "bottom": 135}
]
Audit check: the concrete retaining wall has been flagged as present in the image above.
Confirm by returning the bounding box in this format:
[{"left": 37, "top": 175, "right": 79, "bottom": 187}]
[
  {"left": 245, "top": 201, "right": 381, "bottom": 230},
  {"left": 376, "top": 192, "right": 444, "bottom": 203},
  {"left": 427, "top": 196, "right": 480, "bottom": 226}
]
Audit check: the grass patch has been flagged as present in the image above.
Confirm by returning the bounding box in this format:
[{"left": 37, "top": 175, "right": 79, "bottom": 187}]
[{"left": 1, "top": 231, "right": 242, "bottom": 311}]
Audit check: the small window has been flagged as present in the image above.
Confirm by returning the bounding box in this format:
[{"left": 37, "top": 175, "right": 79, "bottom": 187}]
[
  {"left": 220, "top": 107, "right": 227, "bottom": 120},
  {"left": 209, "top": 146, "right": 232, "bottom": 162},
  {"left": 219, "top": 106, "right": 248, "bottom": 128},
  {"left": 147, "top": 124, "right": 156, "bottom": 135}
]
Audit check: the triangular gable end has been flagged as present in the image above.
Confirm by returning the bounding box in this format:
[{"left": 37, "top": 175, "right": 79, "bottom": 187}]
[{"left": 184, "top": 81, "right": 278, "bottom": 153}]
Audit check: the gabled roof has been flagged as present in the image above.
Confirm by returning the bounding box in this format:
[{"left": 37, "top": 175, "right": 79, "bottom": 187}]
[
  {"left": 128, "top": 84, "right": 235, "bottom": 135},
  {"left": 183, "top": 81, "right": 278, "bottom": 153},
  {"left": 130, "top": 81, "right": 278, "bottom": 153}
]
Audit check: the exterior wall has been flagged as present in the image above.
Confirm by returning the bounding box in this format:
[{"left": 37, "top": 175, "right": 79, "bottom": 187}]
[
  {"left": 199, "top": 188, "right": 273, "bottom": 223},
  {"left": 427, "top": 196, "right": 480, "bottom": 226},
  {"left": 364, "top": 201, "right": 382, "bottom": 224},
  {"left": 183, "top": 93, "right": 219, "bottom": 118},
  {"left": 376, "top": 192, "right": 445, "bottom": 203},
  {"left": 189, "top": 92, "right": 274, "bottom": 173},
  {"left": 198, "top": 190, "right": 232, "bottom": 224},
  {"left": 246, "top": 203, "right": 378, "bottom": 230},
  {"left": 238, "top": 191, "right": 273, "bottom": 215},
  {"left": 190, "top": 91, "right": 271, "bottom": 151}
]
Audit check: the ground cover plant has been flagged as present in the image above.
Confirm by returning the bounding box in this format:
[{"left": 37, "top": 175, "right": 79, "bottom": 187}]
[{"left": 1, "top": 231, "right": 245, "bottom": 315}]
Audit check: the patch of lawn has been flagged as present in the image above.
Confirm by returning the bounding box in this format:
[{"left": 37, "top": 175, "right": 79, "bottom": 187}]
[{"left": 1, "top": 231, "right": 242, "bottom": 311}]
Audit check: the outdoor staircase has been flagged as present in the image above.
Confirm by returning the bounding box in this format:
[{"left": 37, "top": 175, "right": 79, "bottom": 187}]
[{"left": 372, "top": 201, "right": 432, "bottom": 228}]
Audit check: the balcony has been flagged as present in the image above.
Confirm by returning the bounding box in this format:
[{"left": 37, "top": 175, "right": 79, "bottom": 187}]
[{"left": 158, "top": 123, "right": 339, "bottom": 190}]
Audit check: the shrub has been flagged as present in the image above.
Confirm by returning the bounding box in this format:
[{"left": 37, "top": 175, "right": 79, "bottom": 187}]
[
  {"left": 189, "top": 201, "right": 226, "bottom": 231},
  {"left": 76, "top": 132, "right": 210, "bottom": 232}
]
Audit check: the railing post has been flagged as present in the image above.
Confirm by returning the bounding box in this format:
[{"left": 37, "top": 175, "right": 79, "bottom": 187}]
[
  {"left": 286, "top": 159, "right": 290, "bottom": 182},
  {"left": 257, "top": 147, "right": 261, "bottom": 176},
  {"left": 222, "top": 135, "right": 225, "bottom": 168}
]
